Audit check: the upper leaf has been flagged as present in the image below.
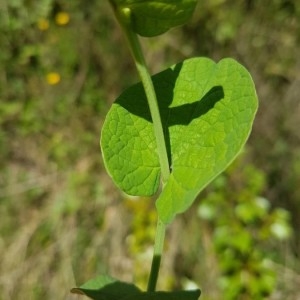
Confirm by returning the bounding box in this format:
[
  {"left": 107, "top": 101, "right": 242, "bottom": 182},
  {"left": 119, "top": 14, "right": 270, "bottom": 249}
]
[
  {"left": 110, "top": 0, "right": 198, "bottom": 37},
  {"left": 101, "top": 57, "right": 258, "bottom": 223}
]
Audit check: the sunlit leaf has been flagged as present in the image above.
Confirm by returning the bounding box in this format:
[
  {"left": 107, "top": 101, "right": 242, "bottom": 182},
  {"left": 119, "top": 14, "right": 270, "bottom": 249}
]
[{"left": 101, "top": 57, "right": 258, "bottom": 223}]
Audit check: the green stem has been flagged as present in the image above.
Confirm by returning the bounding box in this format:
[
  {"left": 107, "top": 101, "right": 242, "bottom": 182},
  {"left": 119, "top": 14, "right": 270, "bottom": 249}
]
[
  {"left": 113, "top": 6, "right": 170, "bottom": 185},
  {"left": 147, "top": 218, "right": 166, "bottom": 292},
  {"left": 110, "top": 5, "right": 169, "bottom": 292}
]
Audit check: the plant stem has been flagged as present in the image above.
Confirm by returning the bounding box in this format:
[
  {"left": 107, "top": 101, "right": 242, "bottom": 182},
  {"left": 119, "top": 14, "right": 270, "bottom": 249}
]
[
  {"left": 147, "top": 218, "right": 166, "bottom": 292},
  {"left": 110, "top": 6, "right": 170, "bottom": 292},
  {"left": 113, "top": 6, "right": 170, "bottom": 185}
]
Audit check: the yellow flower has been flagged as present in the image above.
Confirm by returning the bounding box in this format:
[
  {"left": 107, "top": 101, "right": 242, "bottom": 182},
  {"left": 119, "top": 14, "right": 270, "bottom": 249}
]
[
  {"left": 46, "top": 72, "right": 61, "bottom": 85},
  {"left": 55, "top": 12, "right": 70, "bottom": 26},
  {"left": 37, "top": 18, "right": 49, "bottom": 31}
]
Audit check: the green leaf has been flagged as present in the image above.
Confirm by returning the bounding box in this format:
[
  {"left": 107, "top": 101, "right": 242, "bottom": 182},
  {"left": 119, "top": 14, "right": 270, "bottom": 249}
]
[
  {"left": 71, "top": 275, "right": 200, "bottom": 300},
  {"left": 70, "top": 275, "right": 200, "bottom": 300},
  {"left": 101, "top": 57, "right": 258, "bottom": 223},
  {"left": 111, "top": 0, "right": 198, "bottom": 37},
  {"left": 70, "top": 275, "right": 141, "bottom": 299},
  {"left": 124, "top": 289, "right": 201, "bottom": 300}
]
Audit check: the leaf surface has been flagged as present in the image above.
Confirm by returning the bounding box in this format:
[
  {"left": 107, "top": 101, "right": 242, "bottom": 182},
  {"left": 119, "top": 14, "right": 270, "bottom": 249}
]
[
  {"left": 71, "top": 275, "right": 200, "bottom": 300},
  {"left": 111, "top": 0, "right": 198, "bottom": 36},
  {"left": 70, "top": 275, "right": 141, "bottom": 299},
  {"left": 101, "top": 57, "right": 258, "bottom": 223},
  {"left": 124, "top": 289, "right": 201, "bottom": 300}
]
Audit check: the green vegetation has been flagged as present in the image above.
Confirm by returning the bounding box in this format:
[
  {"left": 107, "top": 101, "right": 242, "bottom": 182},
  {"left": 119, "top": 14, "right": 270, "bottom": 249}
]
[
  {"left": 0, "top": 1, "right": 299, "bottom": 299},
  {"left": 101, "top": 57, "right": 258, "bottom": 223},
  {"left": 87, "top": 0, "right": 257, "bottom": 298},
  {"left": 198, "top": 154, "right": 292, "bottom": 299}
]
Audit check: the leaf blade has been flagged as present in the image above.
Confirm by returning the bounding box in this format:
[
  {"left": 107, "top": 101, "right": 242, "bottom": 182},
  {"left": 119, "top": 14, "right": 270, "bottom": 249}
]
[
  {"left": 101, "top": 57, "right": 258, "bottom": 223},
  {"left": 124, "top": 289, "right": 201, "bottom": 300},
  {"left": 71, "top": 275, "right": 141, "bottom": 300},
  {"left": 156, "top": 58, "right": 258, "bottom": 223},
  {"left": 111, "top": 0, "right": 198, "bottom": 37}
]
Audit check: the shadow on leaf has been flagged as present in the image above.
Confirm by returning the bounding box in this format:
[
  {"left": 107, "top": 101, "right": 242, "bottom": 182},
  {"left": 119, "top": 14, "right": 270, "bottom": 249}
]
[{"left": 116, "top": 63, "right": 224, "bottom": 168}]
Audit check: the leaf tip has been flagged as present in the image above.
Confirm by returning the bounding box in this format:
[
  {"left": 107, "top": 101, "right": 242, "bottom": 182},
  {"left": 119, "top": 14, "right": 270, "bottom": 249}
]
[{"left": 70, "top": 288, "right": 85, "bottom": 295}]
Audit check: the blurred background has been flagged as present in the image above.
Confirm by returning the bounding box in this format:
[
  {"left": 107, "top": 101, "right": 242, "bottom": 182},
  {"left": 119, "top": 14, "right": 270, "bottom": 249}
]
[{"left": 0, "top": 0, "right": 299, "bottom": 299}]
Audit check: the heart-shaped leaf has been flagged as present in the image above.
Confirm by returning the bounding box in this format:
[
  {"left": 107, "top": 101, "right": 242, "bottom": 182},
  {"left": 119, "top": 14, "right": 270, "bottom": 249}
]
[
  {"left": 71, "top": 275, "right": 200, "bottom": 300},
  {"left": 110, "top": 0, "right": 198, "bottom": 37},
  {"left": 101, "top": 57, "right": 258, "bottom": 223}
]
